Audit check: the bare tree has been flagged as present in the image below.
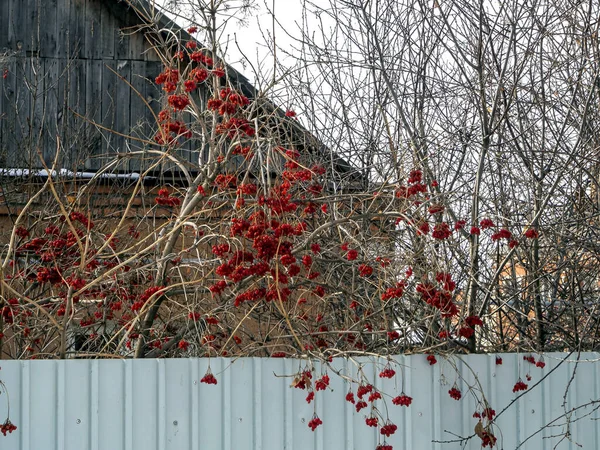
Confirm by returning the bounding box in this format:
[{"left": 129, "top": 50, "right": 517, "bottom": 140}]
[{"left": 1, "top": 0, "right": 600, "bottom": 447}]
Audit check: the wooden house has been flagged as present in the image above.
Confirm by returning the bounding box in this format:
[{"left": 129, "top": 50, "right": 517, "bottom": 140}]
[
  {"left": 0, "top": 0, "right": 361, "bottom": 229},
  {"left": 0, "top": 0, "right": 358, "bottom": 177}
]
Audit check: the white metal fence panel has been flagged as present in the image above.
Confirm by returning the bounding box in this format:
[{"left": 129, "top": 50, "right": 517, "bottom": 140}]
[{"left": 0, "top": 353, "right": 598, "bottom": 449}]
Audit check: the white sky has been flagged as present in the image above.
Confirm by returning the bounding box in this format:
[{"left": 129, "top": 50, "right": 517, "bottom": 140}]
[{"left": 154, "top": 0, "right": 323, "bottom": 83}]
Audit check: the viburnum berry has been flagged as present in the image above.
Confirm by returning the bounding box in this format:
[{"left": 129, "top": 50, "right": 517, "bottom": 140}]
[
  {"left": 536, "top": 358, "right": 545, "bottom": 369},
  {"left": 495, "top": 356, "right": 503, "bottom": 365},
  {"left": 408, "top": 169, "right": 422, "bottom": 184},
  {"left": 379, "top": 367, "right": 396, "bottom": 378},
  {"left": 15, "top": 226, "right": 29, "bottom": 238},
  {"left": 428, "top": 204, "right": 444, "bottom": 215},
  {"left": 380, "top": 422, "right": 398, "bottom": 437},
  {"left": 188, "top": 312, "right": 201, "bottom": 321},
  {"left": 358, "top": 264, "right": 373, "bottom": 277},
  {"left": 306, "top": 391, "right": 315, "bottom": 404},
  {"left": 168, "top": 94, "right": 190, "bottom": 111},
  {"left": 346, "top": 391, "right": 356, "bottom": 404},
  {"left": 292, "top": 370, "right": 312, "bottom": 390},
  {"left": 368, "top": 391, "right": 382, "bottom": 402},
  {"left": 491, "top": 228, "right": 512, "bottom": 241},
  {"left": 387, "top": 330, "right": 400, "bottom": 340},
  {"left": 357, "top": 384, "right": 373, "bottom": 399},
  {"left": 201, "top": 369, "right": 217, "bottom": 385},
  {"left": 392, "top": 394, "right": 412, "bottom": 407},
  {"left": 448, "top": 387, "right": 462, "bottom": 400},
  {"left": 375, "top": 445, "right": 393, "bottom": 450},
  {"left": 347, "top": 249, "right": 359, "bottom": 261},
  {"left": 426, "top": 354, "right": 437, "bottom": 365},
  {"left": 454, "top": 219, "right": 466, "bottom": 230},
  {"left": 213, "top": 67, "right": 226, "bottom": 78},
  {"left": 524, "top": 228, "right": 539, "bottom": 239},
  {"left": 0, "top": 419, "right": 17, "bottom": 436},
  {"left": 365, "top": 416, "right": 378, "bottom": 427},
  {"left": 432, "top": 222, "right": 452, "bottom": 240},
  {"left": 355, "top": 400, "right": 368, "bottom": 412},
  {"left": 512, "top": 379, "right": 528, "bottom": 392},
  {"left": 308, "top": 415, "right": 323, "bottom": 431},
  {"left": 482, "top": 407, "right": 496, "bottom": 421},
  {"left": 458, "top": 326, "right": 474, "bottom": 338},
  {"left": 465, "top": 315, "right": 483, "bottom": 327},
  {"left": 315, "top": 374, "right": 330, "bottom": 391},
  {"left": 479, "top": 218, "right": 495, "bottom": 229},
  {"left": 480, "top": 431, "right": 497, "bottom": 448}
]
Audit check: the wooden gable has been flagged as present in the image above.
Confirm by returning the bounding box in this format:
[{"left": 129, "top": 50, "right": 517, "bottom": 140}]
[{"left": 0, "top": 0, "right": 170, "bottom": 171}]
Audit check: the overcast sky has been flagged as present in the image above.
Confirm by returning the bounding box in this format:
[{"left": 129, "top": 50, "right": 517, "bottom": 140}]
[{"left": 154, "top": 0, "right": 319, "bottom": 83}]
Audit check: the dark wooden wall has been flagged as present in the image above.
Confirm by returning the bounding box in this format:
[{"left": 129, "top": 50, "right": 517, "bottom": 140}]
[{"left": 0, "top": 0, "right": 196, "bottom": 172}]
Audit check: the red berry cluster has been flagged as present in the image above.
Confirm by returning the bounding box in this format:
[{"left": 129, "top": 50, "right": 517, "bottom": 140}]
[
  {"left": 315, "top": 374, "right": 330, "bottom": 391},
  {"left": 365, "top": 416, "right": 378, "bottom": 427},
  {"left": 380, "top": 422, "right": 397, "bottom": 437},
  {"left": 0, "top": 420, "right": 17, "bottom": 436},
  {"left": 392, "top": 394, "right": 412, "bottom": 407},
  {"left": 308, "top": 415, "right": 323, "bottom": 431},
  {"left": 201, "top": 370, "right": 218, "bottom": 385},
  {"left": 523, "top": 354, "right": 545, "bottom": 368},
  {"left": 378, "top": 367, "right": 396, "bottom": 379},
  {"left": 448, "top": 387, "right": 462, "bottom": 400},
  {"left": 155, "top": 188, "right": 181, "bottom": 207},
  {"left": 512, "top": 379, "right": 528, "bottom": 392}
]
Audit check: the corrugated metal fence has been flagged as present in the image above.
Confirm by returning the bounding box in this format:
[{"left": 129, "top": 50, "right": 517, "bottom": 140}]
[{"left": 0, "top": 353, "right": 599, "bottom": 449}]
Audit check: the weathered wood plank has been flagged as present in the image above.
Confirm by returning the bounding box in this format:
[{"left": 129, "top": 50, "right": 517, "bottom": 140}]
[
  {"left": 142, "top": 60, "right": 162, "bottom": 171},
  {"left": 42, "top": 57, "right": 60, "bottom": 166},
  {"left": 115, "top": 29, "right": 129, "bottom": 61},
  {"left": 98, "top": 60, "right": 117, "bottom": 170},
  {"left": 7, "top": 0, "right": 25, "bottom": 52},
  {"left": 0, "top": 72, "right": 3, "bottom": 162},
  {"left": 128, "top": 60, "right": 150, "bottom": 171},
  {"left": 2, "top": 0, "right": 226, "bottom": 172},
  {"left": 67, "top": 59, "right": 88, "bottom": 168},
  {"left": 0, "top": 61, "right": 16, "bottom": 166},
  {"left": 55, "top": 0, "right": 71, "bottom": 59},
  {"left": 54, "top": 57, "right": 68, "bottom": 160},
  {"left": 9, "top": 58, "right": 34, "bottom": 167},
  {"left": 114, "top": 59, "right": 131, "bottom": 163},
  {"left": 69, "top": 0, "right": 86, "bottom": 59},
  {"left": 127, "top": 29, "right": 146, "bottom": 61},
  {"left": 99, "top": 1, "right": 115, "bottom": 60},
  {"left": 0, "top": 0, "right": 10, "bottom": 50},
  {"left": 84, "top": 0, "right": 102, "bottom": 60},
  {"left": 24, "top": 0, "right": 40, "bottom": 54},
  {"left": 40, "top": 0, "right": 58, "bottom": 57},
  {"left": 84, "top": 59, "right": 103, "bottom": 170}
]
